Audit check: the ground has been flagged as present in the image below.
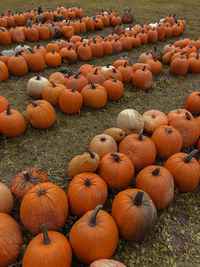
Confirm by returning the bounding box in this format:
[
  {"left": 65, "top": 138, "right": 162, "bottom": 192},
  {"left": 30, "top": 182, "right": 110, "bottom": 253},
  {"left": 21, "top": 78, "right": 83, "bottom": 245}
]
[{"left": 0, "top": 0, "right": 200, "bottom": 266}]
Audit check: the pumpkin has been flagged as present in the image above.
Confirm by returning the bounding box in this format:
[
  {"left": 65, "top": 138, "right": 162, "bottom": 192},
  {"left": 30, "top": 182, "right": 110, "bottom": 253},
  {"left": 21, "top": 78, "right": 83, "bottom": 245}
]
[
  {"left": 45, "top": 50, "right": 61, "bottom": 67},
  {"left": 98, "top": 152, "right": 134, "bottom": 189},
  {"left": 135, "top": 166, "right": 174, "bottom": 210},
  {"left": 188, "top": 51, "right": 200, "bottom": 73},
  {"left": 167, "top": 108, "right": 193, "bottom": 124},
  {"left": 146, "top": 58, "right": 163, "bottom": 74},
  {"left": 118, "top": 129, "right": 157, "bottom": 172},
  {"left": 42, "top": 82, "right": 66, "bottom": 105},
  {"left": 22, "top": 224, "right": 72, "bottom": 267},
  {"left": 67, "top": 148, "right": 100, "bottom": 177},
  {"left": 147, "top": 28, "right": 158, "bottom": 44},
  {"left": 90, "top": 38, "right": 104, "bottom": 58},
  {"left": 27, "top": 75, "right": 49, "bottom": 98},
  {"left": 117, "top": 62, "right": 133, "bottom": 83},
  {"left": 138, "top": 52, "right": 153, "bottom": 63},
  {"left": 25, "top": 100, "right": 56, "bottom": 129},
  {"left": 25, "top": 49, "right": 46, "bottom": 72},
  {"left": 87, "top": 68, "right": 106, "bottom": 85},
  {"left": 185, "top": 91, "right": 200, "bottom": 115},
  {"left": 0, "top": 96, "right": 9, "bottom": 113},
  {"left": 111, "top": 189, "right": 157, "bottom": 241},
  {"left": 122, "top": 9, "right": 133, "bottom": 24},
  {"left": 89, "top": 134, "right": 117, "bottom": 159},
  {"left": 20, "top": 182, "right": 68, "bottom": 235},
  {"left": 102, "top": 75, "right": 124, "bottom": 101},
  {"left": 0, "top": 104, "right": 26, "bottom": 137},
  {"left": 170, "top": 112, "right": 199, "bottom": 148},
  {"left": 151, "top": 125, "right": 183, "bottom": 159},
  {"left": 0, "top": 213, "right": 23, "bottom": 267},
  {"left": 15, "top": 43, "right": 31, "bottom": 53},
  {"left": 90, "top": 259, "right": 126, "bottom": 267},
  {"left": 68, "top": 172, "right": 108, "bottom": 217},
  {"left": 105, "top": 68, "right": 123, "bottom": 81},
  {"left": 81, "top": 80, "right": 107, "bottom": 109},
  {"left": 0, "top": 183, "right": 13, "bottom": 214},
  {"left": 142, "top": 109, "right": 168, "bottom": 134},
  {"left": 103, "top": 127, "right": 125, "bottom": 142},
  {"left": 65, "top": 72, "right": 88, "bottom": 92},
  {"left": 0, "top": 61, "right": 9, "bottom": 81},
  {"left": 170, "top": 54, "right": 189, "bottom": 75},
  {"left": 77, "top": 43, "right": 92, "bottom": 61},
  {"left": 116, "top": 109, "right": 144, "bottom": 134},
  {"left": 69, "top": 205, "right": 119, "bottom": 264},
  {"left": 49, "top": 72, "right": 67, "bottom": 84},
  {"left": 132, "top": 66, "right": 153, "bottom": 90},
  {"left": 7, "top": 52, "right": 28, "bottom": 76},
  {"left": 101, "top": 64, "right": 114, "bottom": 75},
  {"left": 10, "top": 168, "right": 48, "bottom": 201},
  {"left": 165, "top": 150, "right": 200, "bottom": 192}
]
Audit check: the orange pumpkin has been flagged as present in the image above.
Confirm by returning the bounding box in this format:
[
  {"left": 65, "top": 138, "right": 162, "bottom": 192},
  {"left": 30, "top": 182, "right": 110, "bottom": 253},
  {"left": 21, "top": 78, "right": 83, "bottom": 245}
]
[
  {"left": 185, "top": 91, "right": 200, "bottom": 115},
  {"left": 142, "top": 109, "right": 168, "bottom": 134}
]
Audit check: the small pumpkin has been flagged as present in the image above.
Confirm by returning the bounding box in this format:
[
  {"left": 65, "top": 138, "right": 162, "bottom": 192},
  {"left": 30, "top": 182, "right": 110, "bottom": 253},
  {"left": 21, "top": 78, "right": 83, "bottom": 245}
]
[
  {"left": 90, "top": 259, "right": 126, "bottom": 267},
  {"left": 116, "top": 109, "right": 144, "bottom": 134},
  {"left": 67, "top": 148, "right": 100, "bottom": 177},
  {"left": 185, "top": 91, "right": 200, "bottom": 115},
  {"left": 0, "top": 183, "right": 13, "bottom": 214},
  {"left": 167, "top": 108, "right": 193, "bottom": 124},
  {"left": 102, "top": 75, "right": 124, "bottom": 101},
  {"left": 27, "top": 75, "right": 50, "bottom": 98},
  {"left": 42, "top": 82, "right": 66, "bottom": 105},
  {"left": 132, "top": 66, "right": 153, "bottom": 90},
  {"left": 103, "top": 127, "right": 125, "bottom": 142},
  {"left": 142, "top": 109, "right": 168, "bottom": 134},
  {"left": 69, "top": 205, "right": 119, "bottom": 264},
  {"left": 0, "top": 95, "right": 9, "bottom": 113},
  {"left": 122, "top": 9, "right": 133, "bottom": 24}
]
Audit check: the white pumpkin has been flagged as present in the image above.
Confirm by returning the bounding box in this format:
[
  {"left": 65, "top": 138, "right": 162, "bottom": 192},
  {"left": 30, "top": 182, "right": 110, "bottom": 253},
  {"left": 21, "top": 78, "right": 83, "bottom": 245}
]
[
  {"left": 83, "top": 38, "right": 89, "bottom": 44},
  {"left": 27, "top": 75, "right": 49, "bottom": 98},
  {"left": 15, "top": 43, "right": 31, "bottom": 53},
  {"left": 117, "top": 109, "right": 144, "bottom": 134},
  {"left": 90, "top": 259, "right": 127, "bottom": 267},
  {"left": 101, "top": 64, "right": 114, "bottom": 75}
]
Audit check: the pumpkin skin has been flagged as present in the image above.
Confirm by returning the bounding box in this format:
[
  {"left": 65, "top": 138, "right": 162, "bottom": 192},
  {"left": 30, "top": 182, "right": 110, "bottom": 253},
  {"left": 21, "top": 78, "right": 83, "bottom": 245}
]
[
  {"left": 119, "top": 131, "right": 156, "bottom": 172},
  {"left": 116, "top": 109, "right": 144, "bottom": 134},
  {"left": 103, "top": 76, "right": 124, "bottom": 101},
  {"left": 151, "top": 126, "right": 183, "bottom": 159},
  {"left": 0, "top": 104, "right": 26, "bottom": 137},
  {"left": 68, "top": 172, "right": 108, "bottom": 217},
  {"left": 98, "top": 152, "right": 135, "bottom": 189},
  {"left": 69, "top": 205, "right": 119, "bottom": 264},
  {"left": 185, "top": 91, "right": 200, "bottom": 115},
  {"left": 0, "top": 96, "right": 9, "bottom": 113},
  {"left": 167, "top": 109, "right": 193, "bottom": 124},
  {"left": 165, "top": 150, "right": 200, "bottom": 192},
  {"left": 20, "top": 182, "right": 68, "bottom": 235},
  {"left": 68, "top": 149, "right": 100, "bottom": 177},
  {"left": 22, "top": 225, "right": 72, "bottom": 267},
  {"left": 111, "top": 189, "right": 157, "bottom": 241},
  {"left": 10, "top": 168, "right": 48, "bottom": 201},
  {"left": 0, "top": 213, "right": 23, "bottom": 267},
  {"left": 135, "top": 166, "right": 174, "bottom": 210},
  {"left": 0, "top": 61, "right": 9, "bottom": 81},
  {"left": 25, "top": 100, "right": 56, "bottom": 129},
  {"left": 0, "top": 183, "right": 13, "bottom": 214},
  {"left": 103, "top": 127, "right": 125, "bottom": 143},
  {"left": 90, "top": 259, "right": 126, "bottom": 267},
  {"left": 142, "top": 110, "right": 168, "bottom": 134},
  {"left": 27, "top": 75, "right": 49, "bottom": 98},
  {"left": 89, "top": 134, "right": 117, "bottom": 159}
]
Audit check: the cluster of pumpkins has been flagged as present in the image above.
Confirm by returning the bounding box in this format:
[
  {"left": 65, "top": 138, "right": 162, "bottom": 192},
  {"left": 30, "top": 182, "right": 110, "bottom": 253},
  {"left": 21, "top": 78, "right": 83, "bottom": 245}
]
[{"left": 0, "top": 91, "right": 199, "bottom": 266}]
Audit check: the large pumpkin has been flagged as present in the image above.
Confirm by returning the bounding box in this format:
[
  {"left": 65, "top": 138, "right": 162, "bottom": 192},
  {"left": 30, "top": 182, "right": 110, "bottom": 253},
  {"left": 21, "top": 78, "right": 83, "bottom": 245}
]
[
  {"left": 67, "top": 172, "right": 108, "bottom": 217},
  {"left": 20, "top": 182, "right": 68, "bottom": 235},
  {"left": 0, "top": 183, "right": 13, "bottom": 214},
  {"left": 0, "top": 213, "right": 23, "bottom": 267},
  {"left": 22, "top": 224, "right": 72, "bottom": 267},
  {"left": 135, "top": 166, "right": 174, "bottom": 210},
  {"left": 69, "top": 205, "right": 119, "bottom": 264},
  {"left": 111, "top": 189, "right": 157, "bottom": 241},
  {"left": 185, "top": 91, "right": 200, "bottom": 115}
]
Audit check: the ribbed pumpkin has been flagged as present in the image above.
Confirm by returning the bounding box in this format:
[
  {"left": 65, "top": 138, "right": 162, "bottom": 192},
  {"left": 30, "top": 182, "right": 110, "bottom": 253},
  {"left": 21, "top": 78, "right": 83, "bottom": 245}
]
[
  {"left": 119, "top": 130, "right": 156, "bottom": 172},
  {"left": 165, "top": 150, "right": 200, "bottom": 192},
  {"left": 68, "top": 149, "right": 100, "bottom": 177},
  {"left": 22, "top": 224, "right": 72, "bottom": 267},
  {"left": 151, "top": 125, "right": 183, "bottom": 159},
  {"left": 98, "top": 152, "right": 134, "bottom": 189},
  {"left": 69, "top": 205, "right": 119, "bottom": 264},
  {"left": 103, "top": 127, "right": 125, "bottom": 143},
  {"left": 185, "top": 91, "right": 200, "bottom": 115},
  {"left": 42, "top": 82, "right": 66, "bottom": 105},
  {"left": 132, "top": 66, "right": 153, "bottom": 90},
  {"left": 103, "top": 75, "right": 124, "bottom": 101},
  {"left": 142, "top": 110, "right": 168, "bottom": 134},
  {"left": 0, "top": 96, "right": 9, "bottom": 113},
  {"left": 0, "top": 60, "right": 9, "bottom": 81},
  {"left": 111, "top": 189, "right": 157, "bottom": 241},
  {"left": 10, "top": 168, "right": 48, "bottom": 201},
  {"left": 89, "top": 134, "right": 117, "bottom": 159},
  {"left": 27, "top": 75, "right": 50, "bottom": 98},
  {"left": 25, "top": 100, "right": 56, "bottom": 129},
  {"left": 67, "top": 172, "right": 108, "bottom": 217},
  {"left": 167, "top": 109, "right": 193, "bottom": 124},
  {"left": 135, "top": 166, "right": 174, "bottom": 210},
  {"left": 0, "top": 213, "right": 23, "bottom": 267},
  {"left": 0, "top": 183, "right": 13, "bottom": 214},
  {"left": 20, "top": 182, "right": 68, "bottom": 235}
]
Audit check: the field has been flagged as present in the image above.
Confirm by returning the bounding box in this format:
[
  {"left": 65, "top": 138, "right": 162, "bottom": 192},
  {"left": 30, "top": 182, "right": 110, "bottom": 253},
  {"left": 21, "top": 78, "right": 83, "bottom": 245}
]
[{"left": 0, "top": 0, "right": 200, "bottom": 266}]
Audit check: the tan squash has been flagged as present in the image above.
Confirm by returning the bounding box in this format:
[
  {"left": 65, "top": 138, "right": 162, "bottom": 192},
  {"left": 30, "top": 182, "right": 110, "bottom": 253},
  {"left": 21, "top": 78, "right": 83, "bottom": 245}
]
[
  {"left": 68, "top": 149, "right": 100, "bottom": 177},
  {"left": 103, "top": 127, "right": 125, "bottom": 142}
]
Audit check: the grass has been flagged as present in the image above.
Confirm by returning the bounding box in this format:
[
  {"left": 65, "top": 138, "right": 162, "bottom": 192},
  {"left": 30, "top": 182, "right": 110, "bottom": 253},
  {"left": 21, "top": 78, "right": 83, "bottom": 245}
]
[{"left": 0, "top": 0, "right": 200, "bottom": 266}]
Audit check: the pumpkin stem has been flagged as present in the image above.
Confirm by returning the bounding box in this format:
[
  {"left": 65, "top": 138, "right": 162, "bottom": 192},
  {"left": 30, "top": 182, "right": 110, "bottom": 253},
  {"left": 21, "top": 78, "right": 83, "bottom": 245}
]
[
  {"left": 183, "top": 149, "right": 199, "bottom": 163},
  {"left": 124, "top": 61, "right": 127, "bottom": 67},
  {"left": 37, "top": 188, "right": 46, "bottom": 195},
  {"left": 166, "top": 127, "right": 172, "bottom": 133},
  {"left": 72, "top": 83, "right": 76, "bottom": 92},
  {"left": 84, "top": 178, "right": 91, "bottom": 187},
  {"left": 89, "top": 79, "right": 96, "bottom": 89},
  {"left": 152, "top": 167, "right": 160, "bottom": 176},
  {"left": 23, "top": 171, "right": 31, "bottom": 181},
  {"left": 111, "top": 153, "right": 121, "bottom": 162},
  {"left": 68, "top": 45, "right": 72, "bottom": 50},
  {"left": 94, "top": 68, "right": 98, "bottom": 75},
  {"left": 185, "top": 112, "right": 191, "bottom": 120},
  {"left": 36, "top": 75, "right": 41, "bottom": 80},
  {"left": 110, "top": 75, "right": 117, "bottom": 82},
  {"left": 86, "top": 148, "right": 95, "bottom": 158},
  {"left": 52, "top": 82, "right": 56, "bottom": 87},
  {"left": 138, "top": 128, "right": 143, "bottom": 141},
  {"left": 134, "top": 191, "right": 144, "bottom": 206},
  {"left": 6, "top": 104, "right": 11, "bottom": 115},
  {"left": 75, "top": 72, "right": 81, "bottom": 79},
  {"left": 30, "top": 101, "right": 38, "bottom": 107},
  {"left": 112, "top": 68, "right": 117, "bottom": 73},
  {"left": 42, "top": 224, "right": 51, "bottom": 245},
  {"left": 142, "top": 66, "right": 146, "bottom": 71},
  {"left": 100, "top": 136, "right": 106, "bottom": 142},
  {"left": 89, "top": 205, "right": 103, "bottom": 226}
]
